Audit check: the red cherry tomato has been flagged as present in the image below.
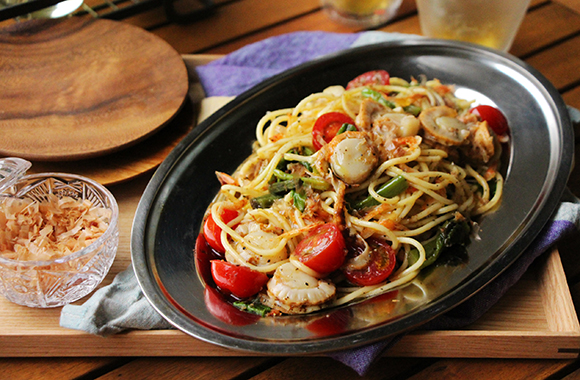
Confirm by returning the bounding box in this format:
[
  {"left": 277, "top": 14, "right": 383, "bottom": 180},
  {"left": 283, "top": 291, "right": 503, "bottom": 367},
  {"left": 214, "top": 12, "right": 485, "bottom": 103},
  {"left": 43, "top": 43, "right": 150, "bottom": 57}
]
[
  {"left": 344, "top": 238, "right": 396, "bottom": 286},
  {"left": 204, "top": 287, "right": 260, "bottom": 326},
  {"left": 292, "top": 223, "right": 347, "bottom": 275},
  {"left": 211, "top": 260, "right": 269, "bottom": 299},
  {"left": 346, "top": 70, "right": 390, "bottom": 90},
  {"left": 312, "top": 112, "right": 356, "bottom": 150},
  {"left": 203, "top": 208, "right": 239, "bottom": 253},
  {"left": 470, "top": 105, "right": 509, "bottom": 136}
]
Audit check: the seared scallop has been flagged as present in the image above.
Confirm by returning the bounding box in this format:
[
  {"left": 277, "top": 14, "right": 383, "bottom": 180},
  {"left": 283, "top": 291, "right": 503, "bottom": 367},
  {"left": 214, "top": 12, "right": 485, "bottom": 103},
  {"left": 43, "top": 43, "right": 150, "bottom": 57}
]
[
  {"left": 329, "top": 132, "right": 378, "bottom": 185},
  {"left": 419, "top": 106, "right": 470, "bottom": 145},
  {"left": 266, "top": 262, "right": 336, "bottom": 313}
]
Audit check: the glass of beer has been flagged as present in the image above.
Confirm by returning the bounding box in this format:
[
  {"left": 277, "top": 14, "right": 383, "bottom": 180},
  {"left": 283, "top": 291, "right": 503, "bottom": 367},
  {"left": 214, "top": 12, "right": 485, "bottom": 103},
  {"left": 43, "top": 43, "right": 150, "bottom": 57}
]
[
  {"left": 415, "top": 0, "right": 531, "bottom": 52},
  {"left": 321, "top": 0, "right": 403, "bottom": 27}
]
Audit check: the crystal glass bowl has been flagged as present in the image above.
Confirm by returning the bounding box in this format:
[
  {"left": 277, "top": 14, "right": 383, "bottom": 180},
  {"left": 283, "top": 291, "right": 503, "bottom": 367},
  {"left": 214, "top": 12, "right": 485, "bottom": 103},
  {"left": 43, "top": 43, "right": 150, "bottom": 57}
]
[{"left": 0, "top": 170, "right": 119, "bottom": 308}]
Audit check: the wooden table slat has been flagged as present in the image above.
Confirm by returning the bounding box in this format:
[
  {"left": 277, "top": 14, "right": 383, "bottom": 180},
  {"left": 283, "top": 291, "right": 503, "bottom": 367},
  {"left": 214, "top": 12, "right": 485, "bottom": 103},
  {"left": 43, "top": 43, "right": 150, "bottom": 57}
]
[
  {"left": 526, "top": 34, "right": 580, "bottom": 90},
  {"left": 203, "top": 0, "right": 421, "bottom": 55},
  {"left": 406, "top": 359, "right": 575, "bottom": 380},
  {"left": 142, "top": 0, "right": 322, "bottom": 54},
  {"left": 116, "top": 0, "right": 235, "bottom": 30},
  {"left": 510, "top": 1, "right": 580, "bottom": 57},
  {"left": 97, "top": 357, "right": 275, "bottom": 380},
  {"left": 246, "top": 357, "right": 426, "bottom": 380},
  {"left": 0, "top": 357, "right": 124, "bottom": 380},
  {"left": 554, "top": 0, "right": 580, "bottom": 14}
]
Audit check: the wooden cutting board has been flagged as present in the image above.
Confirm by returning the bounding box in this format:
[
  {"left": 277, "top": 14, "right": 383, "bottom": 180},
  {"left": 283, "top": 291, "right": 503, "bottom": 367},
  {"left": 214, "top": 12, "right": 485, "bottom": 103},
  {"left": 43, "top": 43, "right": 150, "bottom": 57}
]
[{"left": 0, "top": 17, "right": 188, "bottom": 161}]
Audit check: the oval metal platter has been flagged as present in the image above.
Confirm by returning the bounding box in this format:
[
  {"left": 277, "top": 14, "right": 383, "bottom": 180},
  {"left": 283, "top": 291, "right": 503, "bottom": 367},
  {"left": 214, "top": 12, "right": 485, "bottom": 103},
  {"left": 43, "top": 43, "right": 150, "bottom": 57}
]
[{"left": 131, "top": 40, "right": 573, "bottom": 354}]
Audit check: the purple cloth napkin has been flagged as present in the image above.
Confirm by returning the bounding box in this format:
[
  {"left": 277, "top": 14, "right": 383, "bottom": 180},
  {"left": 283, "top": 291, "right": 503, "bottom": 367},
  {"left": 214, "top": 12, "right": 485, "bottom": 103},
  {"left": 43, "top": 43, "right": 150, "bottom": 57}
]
[
  {"left": 197, "top": 31, "right": 358, "bottom": 97},
  {"left": 196, "top": 31, "right": 418, "bottom": 97},
  {"left": 195, "top": 31, "right": 580, "bottom": 375}
]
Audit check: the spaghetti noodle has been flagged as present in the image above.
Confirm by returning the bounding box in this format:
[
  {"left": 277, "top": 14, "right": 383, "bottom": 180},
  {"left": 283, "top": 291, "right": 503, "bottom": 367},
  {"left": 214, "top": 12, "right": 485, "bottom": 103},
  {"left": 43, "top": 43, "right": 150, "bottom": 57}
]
[{"left": 198, "top": 70, "right": 505, "bottom": 316}]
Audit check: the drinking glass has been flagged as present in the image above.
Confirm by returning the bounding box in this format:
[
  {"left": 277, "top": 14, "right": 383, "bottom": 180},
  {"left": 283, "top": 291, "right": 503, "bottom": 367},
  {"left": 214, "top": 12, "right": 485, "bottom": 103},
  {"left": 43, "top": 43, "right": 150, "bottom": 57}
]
[
  {"left": 321, "top": 0, "right": 403, "bottom": 28},
  {"left": 416, "top": 0, "right": 531, "bottom": 51}
]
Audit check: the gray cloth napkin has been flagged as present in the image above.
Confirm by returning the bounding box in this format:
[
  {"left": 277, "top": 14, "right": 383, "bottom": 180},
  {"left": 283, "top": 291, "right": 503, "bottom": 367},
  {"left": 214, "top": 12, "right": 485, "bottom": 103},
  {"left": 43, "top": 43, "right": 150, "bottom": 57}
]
[
  {"left": 60, "top": 31, "right": 580, "bottom": 375},
  {"left": 60, "top": 262, "right": 173, "bottom": 334}
]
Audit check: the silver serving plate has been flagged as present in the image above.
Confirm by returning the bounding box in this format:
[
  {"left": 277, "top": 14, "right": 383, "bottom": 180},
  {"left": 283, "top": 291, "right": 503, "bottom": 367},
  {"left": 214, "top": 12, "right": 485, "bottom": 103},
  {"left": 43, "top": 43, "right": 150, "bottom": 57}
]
[{"left": 131, "top": 40, "right": 573, "bottom": 354}]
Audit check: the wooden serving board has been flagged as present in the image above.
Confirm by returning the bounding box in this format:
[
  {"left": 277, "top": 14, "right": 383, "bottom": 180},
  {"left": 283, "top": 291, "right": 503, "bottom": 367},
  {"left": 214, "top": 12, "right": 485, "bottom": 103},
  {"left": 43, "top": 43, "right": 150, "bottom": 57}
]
[
  {"left": 0, "top": 174, "right": 578, "bottom": 359},
  {"left": 0, "top": 18, "right": 188, "bottom": 161},
  {"left": 0, "top": 55, "right": 578, "bottom": 359}
]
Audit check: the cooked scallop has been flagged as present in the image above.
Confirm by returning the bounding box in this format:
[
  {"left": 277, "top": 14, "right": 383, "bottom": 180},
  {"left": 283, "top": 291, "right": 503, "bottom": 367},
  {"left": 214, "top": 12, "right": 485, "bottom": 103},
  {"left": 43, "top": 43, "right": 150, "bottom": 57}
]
[
  {"left": 329, "top": 132, "right": 378, "bottom": 185},
  {"left": 267, "top": 262, "right": 336, "bottom": 310},
  {"left": 226, "top": 222, "right": 287, "bottom": 269},
  {"left": 419, "top": 106, "right": 470, "bottom": 145},
  {"left": 356, "top": 99, "right": 420, "bottom": 138},
  {"left": 375, "top": 113, "right": 421, "bottom": 137}
]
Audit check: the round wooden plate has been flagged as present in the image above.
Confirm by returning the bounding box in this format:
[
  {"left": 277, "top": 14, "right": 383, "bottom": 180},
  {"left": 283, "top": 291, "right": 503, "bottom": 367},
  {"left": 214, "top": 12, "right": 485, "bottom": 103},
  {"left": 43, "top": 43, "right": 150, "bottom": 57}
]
[
  {"left": 0, "top": 17, "right": 188, "bottom": 161},
  {"left": 27, "top": 98, "right": 198, "bottom": 185}
]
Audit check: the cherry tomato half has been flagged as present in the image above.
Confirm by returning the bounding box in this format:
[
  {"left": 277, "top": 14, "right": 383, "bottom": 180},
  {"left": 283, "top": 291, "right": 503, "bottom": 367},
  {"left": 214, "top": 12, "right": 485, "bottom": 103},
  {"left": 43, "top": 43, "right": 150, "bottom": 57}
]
[
  {"left": 203, "top": 208, "right": 239, "bottom": 253},
  {"left": 312, "top": 112, "right": 356, "bottom": 150},
  {"left": 211, "top": 260, "right": 269, "bottom": 299},
  {"left": 344, "top": 238, "right": 396, "bottom": 286},
  {"left": 470, "top": 105, "right": 509, "bottom": 136},
  {"left": 292, "top": 223, "right": 347, "bottom": 275},
  {"left": 346, "top": 70, "right": 390, "bottom": 90}
]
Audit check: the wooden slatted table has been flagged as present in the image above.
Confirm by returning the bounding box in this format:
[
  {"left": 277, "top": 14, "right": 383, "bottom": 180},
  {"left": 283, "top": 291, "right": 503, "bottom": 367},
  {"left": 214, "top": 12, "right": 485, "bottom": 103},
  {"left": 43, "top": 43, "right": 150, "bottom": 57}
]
[{"left": 2, "top": 0, "right": 580, "bottom": 378}]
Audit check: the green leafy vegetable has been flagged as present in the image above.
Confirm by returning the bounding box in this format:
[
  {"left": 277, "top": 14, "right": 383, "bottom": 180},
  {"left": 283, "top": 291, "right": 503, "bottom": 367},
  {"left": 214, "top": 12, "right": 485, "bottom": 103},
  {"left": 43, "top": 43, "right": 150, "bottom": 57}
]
[
  {"left": 361, "top": 88, "right": 396, "bottom": 109},
  {"left": 301, "top": 146, "right": 315, "bottom": 156},
  {"left": 269, "top": 179, "right": 299, "bottom": 195},
  {"left": 273, "top": 169, "right": 294, "bottom": 181},
  {"left": 233, "top": 299, "right": 272, "bottom": 317},
  {"left": 300, "top": 161, "right": 313, "bottom": 172},
  {"left": 250, "top": 193, "right": 282, "bottom": 209},
  {"left": 277, "top": 147, "right": 315, "bottom": 172},
  {"left": 337, "top": 123, "right": 357, "bottom": 135},
  {"left": 408, "top": 216, "right": 471, "bottom": 270},
  {"left": 351, "top": 175, "right": 408, "bottom": 209},
  {"left": 403, "top": 104, "right": 422, "bottom": 116},
  {"left": 276, "top": 158, "right": 289, "bottom": 171},
  {"left": 301, "top": 177, "right": 331, "bottom": 191},
  {"left": 291, "top": 190, "right": 307, "bottom": 212}
]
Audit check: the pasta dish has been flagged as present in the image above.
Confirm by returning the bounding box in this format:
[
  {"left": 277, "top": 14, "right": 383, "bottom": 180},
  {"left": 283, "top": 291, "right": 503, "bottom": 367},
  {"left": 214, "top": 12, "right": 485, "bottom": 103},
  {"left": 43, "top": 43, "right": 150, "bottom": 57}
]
[{"left": 196, "top": 70, "right": 507, "bottom": 317}]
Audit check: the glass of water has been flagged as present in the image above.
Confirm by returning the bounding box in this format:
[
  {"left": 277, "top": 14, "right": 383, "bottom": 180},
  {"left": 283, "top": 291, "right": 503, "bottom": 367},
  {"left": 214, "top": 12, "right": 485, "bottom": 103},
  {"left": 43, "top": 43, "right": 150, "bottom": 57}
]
[{"left": 415, "top": 0, "right": 531, "bottom": 52}]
